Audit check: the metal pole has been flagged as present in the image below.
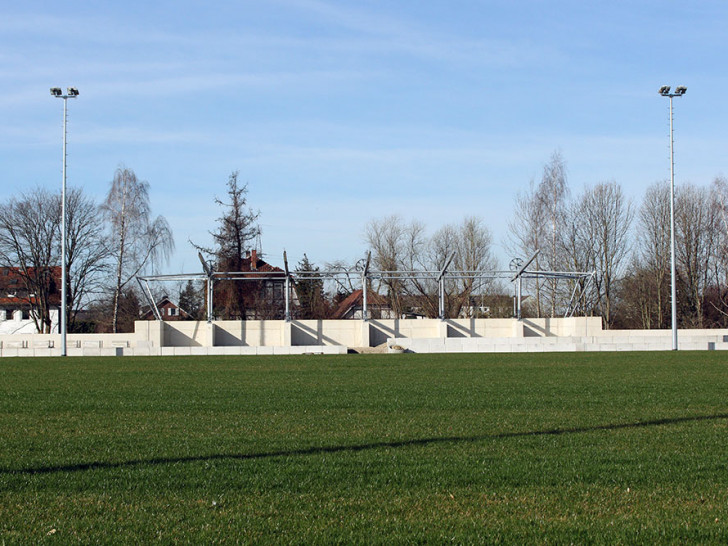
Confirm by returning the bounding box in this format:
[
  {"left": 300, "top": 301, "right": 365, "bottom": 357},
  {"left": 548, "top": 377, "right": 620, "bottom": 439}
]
[
  {"left": 669, "top": 95, "right": 677, "bottom": 350},
  {"left": 207, "top": 277, "right": 213, "bottom": 323},
  {"left": 52, "top": 87, "right": 77, "bottom": 355},
  {"left": 438, "top": 278, "right": 445, "bottom": 320},
  {"left": 660, "top": 85, "right": 685, "bottom": 350},
  {"left": 362, "top": 252, "right": 371, "bottom": 322},
  {"left": 284, "top": 275, "right": 291, "bottom": 321},
  {"left": 283, "top": 251, "right": 291, "bottom": 322},
  {"left": 60, "top": 97, "right": 68, "bottom": 357}
]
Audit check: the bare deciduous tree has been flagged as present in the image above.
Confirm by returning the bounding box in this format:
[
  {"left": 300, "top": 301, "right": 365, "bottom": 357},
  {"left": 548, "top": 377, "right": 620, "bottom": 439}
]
[
  {"left": 365, "top": 215, "right": 425, "bottom": 317},
  {"left": 710, "top": 177, "right": 728, "bottom": 321},
  {"left": 65, "top": 187, "right": 111, "bottom": 330},
  {"left": 675, "top": 183, "right": 718, "bottom": 327},
  {"left": 507, "top": 180, "right": 545, "bottom": 316},
  {"left": 102, "top": 166, "right": 174, "bottom": 332},
  {"left": 508, "top": 151, "right": 569, "bottom": 317},
  {"left": 449, "top": 217, "right": 497, "bottom": 317},
  {"left": 365, "top": 215, "right": 495, "bottom": 318},
  {"left": 536, "top": 150, "right": 569, "bottom": 316},
  {"left": 634, "top": 181, "right": 671, "bottom": 328},
  {"left": 0, "top": 188, "right": 60, "bottom": 332},
  {"left": 579, "top": 181, "right": 633, "bottom": 328},
  {"left": 560, "top": 198, "right": 596, "bottom": 317}
]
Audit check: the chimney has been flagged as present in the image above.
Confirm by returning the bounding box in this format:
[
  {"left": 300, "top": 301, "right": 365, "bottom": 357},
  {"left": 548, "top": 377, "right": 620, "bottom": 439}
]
[{"left": 251, "top": 249, "right": 258, "bottom": 270}]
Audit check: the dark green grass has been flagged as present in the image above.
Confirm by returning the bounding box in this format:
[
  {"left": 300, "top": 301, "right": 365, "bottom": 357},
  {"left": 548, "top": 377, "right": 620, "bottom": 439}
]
[{"left": 1, "top": 352, "right": 728, "bottom": 543}]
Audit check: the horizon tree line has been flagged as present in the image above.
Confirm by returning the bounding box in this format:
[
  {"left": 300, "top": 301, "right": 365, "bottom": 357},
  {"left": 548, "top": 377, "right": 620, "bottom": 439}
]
[{"left": 2, "top": 158, "right": 728, "bottom": 331}]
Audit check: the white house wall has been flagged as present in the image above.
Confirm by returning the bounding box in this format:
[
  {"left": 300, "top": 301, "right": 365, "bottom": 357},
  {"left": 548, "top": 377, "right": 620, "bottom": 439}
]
[{"left": 0, "top": 309, "right": 59, "bottom": 335}]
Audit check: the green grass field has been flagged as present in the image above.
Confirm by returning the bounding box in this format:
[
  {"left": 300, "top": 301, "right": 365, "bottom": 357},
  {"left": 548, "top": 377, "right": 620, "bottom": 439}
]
[{"left": 1, "top": 352, "right": 728, "bottom": 544}]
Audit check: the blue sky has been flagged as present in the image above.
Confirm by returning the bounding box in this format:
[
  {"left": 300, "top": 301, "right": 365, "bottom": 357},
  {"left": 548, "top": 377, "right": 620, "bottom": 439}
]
[{"left": 2, "top": 0, "right": 727, "bottom": 274}]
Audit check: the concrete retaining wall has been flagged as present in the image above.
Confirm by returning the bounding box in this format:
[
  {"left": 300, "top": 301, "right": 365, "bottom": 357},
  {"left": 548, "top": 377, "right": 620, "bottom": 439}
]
[
  {"left": 389, "top": 331, "right": 728, "bottom": 353},
  {"left": 1, "top": 317, "right": 726, "bottom": 356}
]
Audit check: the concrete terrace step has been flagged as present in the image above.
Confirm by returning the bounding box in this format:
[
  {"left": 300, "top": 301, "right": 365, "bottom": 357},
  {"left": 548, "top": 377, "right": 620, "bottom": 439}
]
[
  {"left": 0, "top": 344, "right": 348, "bottom": 358},
  {"left": 390, "top": 334, "right": 727, "bottom": 354}
]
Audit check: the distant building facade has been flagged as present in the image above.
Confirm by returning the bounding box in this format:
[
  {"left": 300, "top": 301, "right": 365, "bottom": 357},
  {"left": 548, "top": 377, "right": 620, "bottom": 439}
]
[{"left": 0, "top": 267, "right": 60, "bottom": 334}]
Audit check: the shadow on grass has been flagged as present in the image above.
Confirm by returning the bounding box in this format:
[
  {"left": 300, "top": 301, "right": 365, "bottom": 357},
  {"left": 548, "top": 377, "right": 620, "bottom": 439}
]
[{"left": 4, "top": 413, "right": 728, "bottom": 476}]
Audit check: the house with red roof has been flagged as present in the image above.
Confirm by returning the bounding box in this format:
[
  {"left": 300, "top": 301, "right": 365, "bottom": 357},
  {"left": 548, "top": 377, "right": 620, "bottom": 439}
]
[
  {"left": 214, "top": 250, "right": 292, "bottom": 320},
  {"left": 140, "top": 296, "right": 191, "bottom": 321},
  {"left": 0, "top": 267, "right": 61, "bottom": 334},
  {"left": 332, "top": 289, "right": 396, "bottom": 320}
]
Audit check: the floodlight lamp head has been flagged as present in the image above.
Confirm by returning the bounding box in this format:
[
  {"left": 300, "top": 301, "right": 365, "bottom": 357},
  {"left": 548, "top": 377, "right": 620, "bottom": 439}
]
[
  {"left": 50, "top": 87, "right": 62, "bottom": 96},
  {"left": 67, "top": 87, "right": 79, "bottom": 96},
  {"left": 675, "top": 86, "right": 687, "bottom": 95},
  {"left": 659, "top": 85, "right": 671, "bottom": 96}
]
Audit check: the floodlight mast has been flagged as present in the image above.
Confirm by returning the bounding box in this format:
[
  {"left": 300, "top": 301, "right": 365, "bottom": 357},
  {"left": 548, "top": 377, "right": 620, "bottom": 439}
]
[
  {"left": 659, "top": 85, "right": 687, "bottom": 351},
  {"left": 50, "top": 86, "right": 78, "bottom": 356}
]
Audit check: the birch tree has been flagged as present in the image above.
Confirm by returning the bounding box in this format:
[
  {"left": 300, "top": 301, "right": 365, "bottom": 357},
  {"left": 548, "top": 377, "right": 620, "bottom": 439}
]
[
  {"left": 536, "top": 150, "right": 569, "bottom": 316},
  {"left": 507, "top": 180, "right": 546, "bottom": 316},
  {"left": 507, "top": 151, "right": 568, "bottom": 317},
  {"left": 102, "top": 166, "right": 174, "bottom": 332}
]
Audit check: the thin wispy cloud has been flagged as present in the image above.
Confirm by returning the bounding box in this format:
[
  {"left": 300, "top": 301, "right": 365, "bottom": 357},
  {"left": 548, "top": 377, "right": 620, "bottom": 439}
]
[
  {"left": 2, "top": 0, "right": 726, "bottom": 272},
  {"left": 271, "top": 0, "right": 563, "bottom": 68}
]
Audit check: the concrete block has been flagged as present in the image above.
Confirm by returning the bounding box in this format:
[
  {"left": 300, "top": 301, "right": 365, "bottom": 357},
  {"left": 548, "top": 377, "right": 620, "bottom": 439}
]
[
  {"left": 428, "top": 338, "right": 446, "bottom": 349},
  {"left": 445, "top": 338, "right": 464, "bottom": 349}
]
